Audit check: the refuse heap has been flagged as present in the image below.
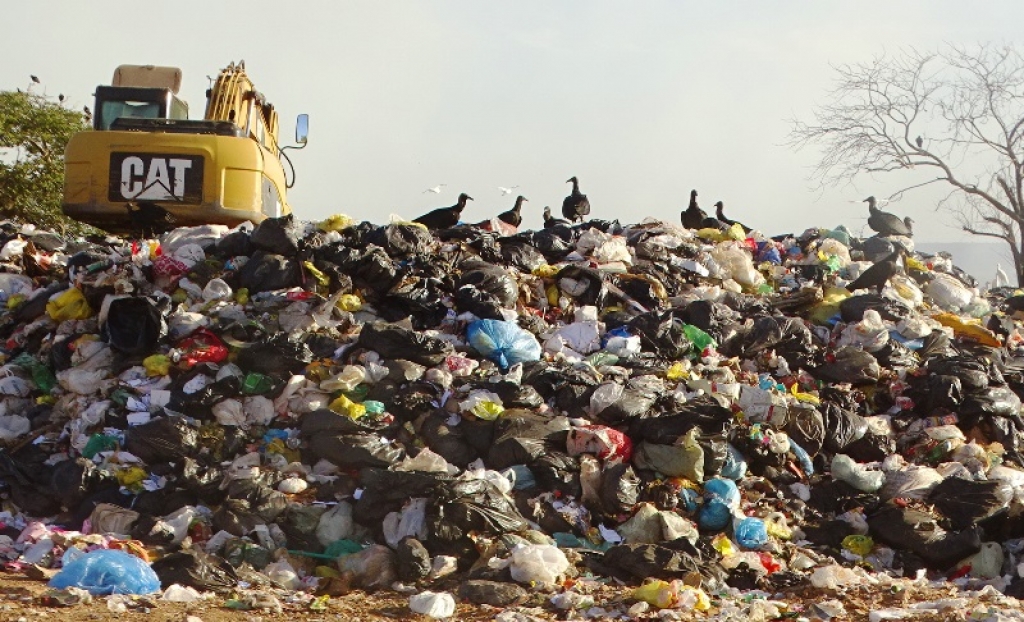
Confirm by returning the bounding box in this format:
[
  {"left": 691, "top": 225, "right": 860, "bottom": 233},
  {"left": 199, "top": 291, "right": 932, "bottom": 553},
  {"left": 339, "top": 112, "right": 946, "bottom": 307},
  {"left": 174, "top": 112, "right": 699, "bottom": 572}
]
[{"left": 0, "top": 212, "right": 1023, "bottom": 616}]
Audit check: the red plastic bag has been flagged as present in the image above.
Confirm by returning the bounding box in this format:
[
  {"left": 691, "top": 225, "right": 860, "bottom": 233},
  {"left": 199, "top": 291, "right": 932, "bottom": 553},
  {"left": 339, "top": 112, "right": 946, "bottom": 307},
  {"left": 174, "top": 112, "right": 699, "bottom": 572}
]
[
  {"left": 567, "top": 425, "right": 633, "bottom": 462},
  {"left": 177, "top": 329, "right": 228, "bottom": 367}
]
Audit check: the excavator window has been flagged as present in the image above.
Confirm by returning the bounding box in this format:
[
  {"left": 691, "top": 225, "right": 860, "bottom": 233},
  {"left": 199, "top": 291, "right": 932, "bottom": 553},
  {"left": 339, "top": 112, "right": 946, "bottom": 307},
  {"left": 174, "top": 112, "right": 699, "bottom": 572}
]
[{"left": 94, "top": 86, "right": 188, "bottom": 131}]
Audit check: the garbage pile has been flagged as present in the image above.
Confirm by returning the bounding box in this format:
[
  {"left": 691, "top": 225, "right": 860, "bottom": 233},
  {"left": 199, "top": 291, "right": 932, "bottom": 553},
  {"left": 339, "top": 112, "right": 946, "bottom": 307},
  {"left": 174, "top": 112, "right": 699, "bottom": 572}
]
[{"left": 0, "top": 212, "right": 1024, "bottom": 617}]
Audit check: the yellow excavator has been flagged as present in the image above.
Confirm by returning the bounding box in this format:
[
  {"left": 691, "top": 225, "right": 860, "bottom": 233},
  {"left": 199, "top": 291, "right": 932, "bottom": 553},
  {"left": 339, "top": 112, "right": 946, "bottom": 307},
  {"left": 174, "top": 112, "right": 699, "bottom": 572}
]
[{"left": 63, "top": 62, "right": 307, "bottom": 233}]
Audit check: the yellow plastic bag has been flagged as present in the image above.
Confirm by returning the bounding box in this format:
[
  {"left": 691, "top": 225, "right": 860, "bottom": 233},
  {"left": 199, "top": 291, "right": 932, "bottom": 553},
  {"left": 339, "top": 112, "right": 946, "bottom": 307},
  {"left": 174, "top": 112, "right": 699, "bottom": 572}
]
[
  {"left": 329, "top": 394, "right": 366, "bottom": 420},
  {"left": 841, "top": 534, "right": 874, "bottom": 556},
  {"left": 808, "top": 286, "right": 852, "bottom": 326},
  {"left": 665, "top": 361, "right": 689, "bottom": 381},
  {"left": 116, "top": 466, "right": 148, "bottom": 489},
  {"left": 471, "top": 400, "right": 505, "bottom": 421},
  {"left": 789, "top": 382, "right": 820, "bottom": 405},
  {"left": 932, "top": 312, "right": 1001, "bottom": 347},
  {"left": 632, "top": 580, "right": 677, "bottom": 609},
  {"left": 532, "top": 264, "right": 559, "bottom": 278},
  {"left": 143, "top": 354, "right": 171, "bottom": 377},
  {"left": 46, "top": 288, "right": 93, "bottom": 321},
  {"left": 336, "top": 294, "right": 362, "bottom": 312},
  {"left": 318, "top": 214, "right": 354, "bottom": 232}
]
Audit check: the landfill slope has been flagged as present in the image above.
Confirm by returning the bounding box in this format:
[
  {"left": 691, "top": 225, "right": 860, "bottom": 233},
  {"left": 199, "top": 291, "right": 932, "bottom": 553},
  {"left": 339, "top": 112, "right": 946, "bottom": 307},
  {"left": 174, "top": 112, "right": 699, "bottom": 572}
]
[{"left": 0, "top": 212, "right": 1022, "bottom": 620}]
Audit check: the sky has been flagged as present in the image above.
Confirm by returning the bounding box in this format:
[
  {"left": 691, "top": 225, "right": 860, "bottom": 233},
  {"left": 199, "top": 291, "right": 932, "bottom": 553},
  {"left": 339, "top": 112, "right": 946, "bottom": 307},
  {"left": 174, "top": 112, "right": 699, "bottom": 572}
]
[{"left": 3, "top": 0, "right": 1024, "bottom": 263}]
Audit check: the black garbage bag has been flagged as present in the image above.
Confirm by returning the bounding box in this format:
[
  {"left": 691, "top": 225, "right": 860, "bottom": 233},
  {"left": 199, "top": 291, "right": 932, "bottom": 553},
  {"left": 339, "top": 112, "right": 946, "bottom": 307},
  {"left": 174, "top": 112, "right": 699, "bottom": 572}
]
[
  {"left": 601, "top": 543, "right": 703, "bottom": 581},
  {"left": 960, "top": 386, "right": 1023, "bottom": 419},
  {"left": 279, "top": 504, "right": 327, "bottom": 553},
  {"left": 800, "top": 519, "right": 857, "bottom": 549},
  {"left": 844, "top": 430, "right": 895, "bottom": 463},
  {"left": 237, "top": 250, "right": 302, "bottom": 294},
  {"left": 917, "top": 330, "right": 955, "bottom": 360},
  {"left": 928, "top": 477, "right": 1012, "bottom": 530},
  {"left": 396, "top": 537, "right": 432, "bottom": 581},
  {"left": 380, "top": 277, "right": 449, "bottom": 328},
  {"left": 629, "top": 310, "right": 691, "bottom": 359},
  {"left": 309, "top": 432, "right": 405, "bottom": 469},
  {"left": 456, "top": 285, "right": 505, "bottom": 320},
  {"left": 487, "top": 412, "right": 570, "bottom": 470},
  {"left": 907, "top": 373, "right": 963, "bottom": 414},
  {"left": 873, "top": 340, "right": 917, "bottom": 369},
  {"left": 557, "top": 265, "right": 606, "bottom": 306},
  {"left": 150, "top": 549, "right": 239, "bottom": 593},
  {"left": 868, "top": 505, "right": 981, "bottom": 570},
  {"left": 212, "top": 499, "right": 266, "bottom": 536},
  {"left": 250, "top": 213, "right": 303, "bottom": 256},
  {"left": 125, "top": 416, "right": 199, "bottom": 464},
  {"left": 215, "top": 229, "right": 253, "bottom": 258},
  {"left": 592, "top": 387, "right": 658, "bottom": 425},
  {"left": 167, "top": 373, "right": 241, "bottom": 420},
  {"left": 387, "top": 382, "right": 443, "bottom": 422},
  {"left": 103, "top": 296, "right": 167, "bottom": 354},
  {"left": 928, "top": 356, "right": 993, "bottom": 392},
  {"left": 784, "top": 404, "right": 826, "bottom": 456},
  {"left": 457, "top": 262, "right": 518, "bottom": 307},
  {"left": 488, "top": 380, "right": 545, "bottom": 410},
  {"left": 427, "top": 477, "right": 529, "bottom": 541},
  {"left": 224, "top": 480, "right": 288, "bottom": 522},
  {"left": 365, "top": 224, "right": 433, "bottom": 259},
  {"left": 628, "top": 398, "right": 734, "bottom": 443},
  {"left": 179, "top": 458, "right": 226, "bottom": 505},
  {"left": 351, "top": 247, "right": 399, "bottom": 294},
  {"left": 811, "top": 347, "right": 881, "bottom": 384},
  {"left": 51, "top": 457, "right": 119, "bottom": 512},
  {"left": 354, "top": 468, "right": 446, "bottom": 525},
  {"left": 599, "top": 462, "right": 639, "bottom": 515},
  {"left": 530, "top": 451, "right": 582, "bottom": 499},
  {"left": 839, "top": 293, "right": 911, "bottom": 323},
  {"left": 236, "top": 334, "right": 313, "bottom": 376},
  {"left": 300, "top": 408, "right": 388, "bottom": 437},
  {"left": 531, "top": 228, "right": 574, "bottom": 261},
  {"left": 420, "top": 411, "right": 479, "bottom": 468},
  {"left": 500, "top": 240, "right": 546, "bottom": 272},
  {"left": 0, "top": 450, "right": 60, "bottom": 517},
  {"left": 820, "top": 402, "right": 868, "bottom": 453},
  {"left": 357, "top": 322, "right": 454, "bottom": 366},
  {"left": 807, "top": 480, "right": 880, "bottom": 515}
]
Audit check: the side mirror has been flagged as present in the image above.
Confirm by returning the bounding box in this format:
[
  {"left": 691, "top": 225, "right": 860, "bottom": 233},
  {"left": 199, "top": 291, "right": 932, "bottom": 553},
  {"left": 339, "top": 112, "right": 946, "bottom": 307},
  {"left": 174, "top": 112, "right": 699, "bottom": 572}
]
[{"left": 295, "top": 114, "right": 309, "bottom": 145}]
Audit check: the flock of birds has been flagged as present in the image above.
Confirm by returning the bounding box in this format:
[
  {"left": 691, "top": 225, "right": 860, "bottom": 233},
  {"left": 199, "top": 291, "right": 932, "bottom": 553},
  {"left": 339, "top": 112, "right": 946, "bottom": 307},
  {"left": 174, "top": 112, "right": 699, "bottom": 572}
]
[{"left": 411, "top": 178, "right": 931, "bottom": 294}]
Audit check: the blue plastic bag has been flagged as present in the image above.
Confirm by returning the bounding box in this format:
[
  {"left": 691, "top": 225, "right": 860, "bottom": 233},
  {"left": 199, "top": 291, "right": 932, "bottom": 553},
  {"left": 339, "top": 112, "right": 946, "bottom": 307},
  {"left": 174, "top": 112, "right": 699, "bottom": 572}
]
[
  {"left": 719, "top": 444, "right": 748, "bottom": 480},
  {"left": 698, "top": 478, "right": 741, "bottom": 531},
  {"left": 49, "top": 549, "right": 160, "bottom": 595},
  {"left": 466, "top": 319, "right": 541, "bottom": 370},
  {"left": 734, "top": 517, "right": 769, "bottom": 550},
  {"left": 788, "top": 439, "right": 815, "bottom": 476}
]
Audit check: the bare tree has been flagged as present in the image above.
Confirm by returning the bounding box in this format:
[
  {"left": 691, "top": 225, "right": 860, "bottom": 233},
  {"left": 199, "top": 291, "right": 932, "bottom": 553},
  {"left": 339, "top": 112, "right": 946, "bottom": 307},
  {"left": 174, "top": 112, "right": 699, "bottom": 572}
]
[{"left": 789, "top": 43, "right": 1024, "bottom": 285}]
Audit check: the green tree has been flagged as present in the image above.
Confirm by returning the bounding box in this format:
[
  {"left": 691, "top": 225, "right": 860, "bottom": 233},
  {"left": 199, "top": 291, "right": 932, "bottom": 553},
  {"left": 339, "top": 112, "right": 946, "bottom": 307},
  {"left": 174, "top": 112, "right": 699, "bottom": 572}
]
[
  {"left": 789, "top": 43, "right": 1024, "bottom": 286},
  {"left": 0, "top": 89, "right": 91, "bottom": 233}
]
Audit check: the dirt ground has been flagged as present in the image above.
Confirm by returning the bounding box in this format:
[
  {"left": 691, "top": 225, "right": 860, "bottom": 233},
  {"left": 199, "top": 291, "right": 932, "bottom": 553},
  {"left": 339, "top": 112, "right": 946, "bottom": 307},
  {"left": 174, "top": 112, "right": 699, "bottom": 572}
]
[{"left": 0, "top": 570, "right": 1021, "bottom": 622}]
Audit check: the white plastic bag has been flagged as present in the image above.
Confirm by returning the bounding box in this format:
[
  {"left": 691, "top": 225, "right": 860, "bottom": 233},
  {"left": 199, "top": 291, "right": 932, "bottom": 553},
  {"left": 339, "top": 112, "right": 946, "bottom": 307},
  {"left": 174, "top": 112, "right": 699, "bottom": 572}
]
[
  {"left": 409, "top": 591, "right": 456, "bottom": 618},
  {"left": 509, "top": 544, "right": 569, "bottom": 586},
  {"left": 316, "top": 502, "right": 354, "bottom": 546}
]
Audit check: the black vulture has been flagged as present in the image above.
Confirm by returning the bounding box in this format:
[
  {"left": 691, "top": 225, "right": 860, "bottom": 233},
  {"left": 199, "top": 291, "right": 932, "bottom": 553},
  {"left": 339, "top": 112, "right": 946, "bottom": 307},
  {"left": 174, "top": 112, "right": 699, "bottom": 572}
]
[
  {"left": 846, "top": 244, "right": 907, "bottom": 292},
  {"left": 680, "top": 189, "right": 706, "bottom": 230},
  {"left": 414, "top": 193, "right": 473, "bottom": 230},
  {"left": 561, "top": 177, "right": 591, "bottom": 222},
  {"left": 915, "top": 136, "right": 923, "bottom": 148},
  {"left": 497, "top": 196, "right": 527, "bottom": 228},
  {"left": 543, "top": 206, "right": 570, "bottom": 229},
  {"left": 903, "top": 217, "right": 914, "bottom": 236},
  {"left": 715, "top": 201, "right": 751, "bottom": 234},
  {"left": 865, "top": 196, "right": 912, "bottom": 237}
]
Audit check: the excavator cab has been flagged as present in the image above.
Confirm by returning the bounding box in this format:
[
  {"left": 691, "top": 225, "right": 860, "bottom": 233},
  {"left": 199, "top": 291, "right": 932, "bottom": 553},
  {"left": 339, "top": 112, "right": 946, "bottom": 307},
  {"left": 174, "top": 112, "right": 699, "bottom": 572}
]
[{"left": 92, "top": 85, "right": 189, "bottom": 131}]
